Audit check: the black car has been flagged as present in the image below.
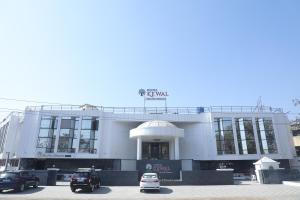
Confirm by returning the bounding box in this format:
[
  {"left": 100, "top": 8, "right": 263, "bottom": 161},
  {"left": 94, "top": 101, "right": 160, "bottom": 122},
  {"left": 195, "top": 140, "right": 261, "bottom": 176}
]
[
  {"left": 0, "top": 171, "right": 39, "bottom": 192},
  {"left": 70, "top": 169, "right": 100, "bottom": 192}
]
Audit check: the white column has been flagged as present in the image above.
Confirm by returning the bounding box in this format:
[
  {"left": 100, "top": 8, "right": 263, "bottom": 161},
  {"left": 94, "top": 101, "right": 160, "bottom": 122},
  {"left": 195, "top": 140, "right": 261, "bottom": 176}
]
[
  {"left": 137, "top": 137, "right": 142, "bottom": 160},
  {"left": 54, "top": 117, "right": 61, "bottom": 153},
  {"left": 252, "top": 117, "right": 261, "bottom": 156},
  {"left": 174, "top": 137, "right": 179, "bottom": 160},
  {"left": 232, "top": 117, "right": 240, "bottom": 155},
  {"left": 75, "top": 116, "right": 82, "bottom": 153}
]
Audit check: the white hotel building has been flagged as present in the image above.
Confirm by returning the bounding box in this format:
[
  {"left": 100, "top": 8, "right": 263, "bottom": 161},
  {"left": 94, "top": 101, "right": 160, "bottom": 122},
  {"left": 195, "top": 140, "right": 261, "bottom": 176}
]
[{"left": 0, "top": 104, "right": 297, "bottom": 173}]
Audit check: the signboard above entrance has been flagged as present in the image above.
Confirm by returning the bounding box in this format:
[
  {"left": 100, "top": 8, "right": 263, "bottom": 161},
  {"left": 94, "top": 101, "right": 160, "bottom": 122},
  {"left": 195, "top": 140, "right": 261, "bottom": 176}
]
[{"left": 139, "top": 89, "right": 169, "bottom": 101}]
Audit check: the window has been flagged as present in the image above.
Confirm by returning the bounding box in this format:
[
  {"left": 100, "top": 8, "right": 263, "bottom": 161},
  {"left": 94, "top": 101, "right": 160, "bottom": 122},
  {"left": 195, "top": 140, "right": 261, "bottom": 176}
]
[
  {"left": 57, "top": 117, "right": 79, "bottom": 153},
  {"left": 37, "top": 116, "right": 57, "bottom": 153},
  {"left": 256, "top": 118, "right": 278, "bottom": 154},
  {"left": 214, "top": 118, "right": 235, "bottom": 155},
  {"left": 79, "top": 117, "right": 99, "bottom": 154},
  {"left": 235, "top": 118, "right": 257, "bottom": 154}
]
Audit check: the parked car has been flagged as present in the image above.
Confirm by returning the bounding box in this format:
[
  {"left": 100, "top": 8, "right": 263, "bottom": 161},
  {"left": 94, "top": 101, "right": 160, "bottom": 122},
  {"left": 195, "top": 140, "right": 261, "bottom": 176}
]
[
  {"left": 70, "top": 169, "right": 100, "bottom": 192},
  {"left": 140, "top": 172, "right": 160, "bottom": 192},
  {"left": 0, "top": 171, "right": 39, "bottom": 192}
]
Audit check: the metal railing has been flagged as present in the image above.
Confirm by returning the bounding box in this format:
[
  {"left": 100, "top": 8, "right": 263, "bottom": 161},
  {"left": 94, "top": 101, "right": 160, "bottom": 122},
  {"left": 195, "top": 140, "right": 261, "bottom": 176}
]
[{"left": 25, "top": 105, "right": 284, "bottom": 115}]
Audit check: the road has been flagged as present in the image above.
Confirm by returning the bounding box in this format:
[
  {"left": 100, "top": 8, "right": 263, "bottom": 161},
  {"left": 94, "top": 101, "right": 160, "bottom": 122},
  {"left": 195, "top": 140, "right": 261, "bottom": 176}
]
[{"left": 0, "top": 184, "right": 300, "bottom": 200}]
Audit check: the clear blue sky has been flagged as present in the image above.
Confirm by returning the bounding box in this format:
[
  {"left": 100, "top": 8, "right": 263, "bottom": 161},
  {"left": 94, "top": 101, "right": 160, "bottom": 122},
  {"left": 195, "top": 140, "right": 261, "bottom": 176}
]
[{"left": 0, "top": 0, "right": 300, "bottom": 120}]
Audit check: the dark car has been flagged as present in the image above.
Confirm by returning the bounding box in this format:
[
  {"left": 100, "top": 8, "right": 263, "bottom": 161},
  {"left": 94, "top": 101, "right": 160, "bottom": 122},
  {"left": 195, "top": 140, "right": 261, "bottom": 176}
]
[
  {"left": 0, "top": 171, "right": 39, "bottom": 192},
  {"left": 70, "top": 169, "right": 100, "bottom": 192}
]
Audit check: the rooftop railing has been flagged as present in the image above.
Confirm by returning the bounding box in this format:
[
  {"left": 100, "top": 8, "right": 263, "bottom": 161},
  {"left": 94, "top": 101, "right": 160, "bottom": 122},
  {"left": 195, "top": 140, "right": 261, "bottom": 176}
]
[{"left": 25, "top": 105, "right": 284, "bottom": 114}]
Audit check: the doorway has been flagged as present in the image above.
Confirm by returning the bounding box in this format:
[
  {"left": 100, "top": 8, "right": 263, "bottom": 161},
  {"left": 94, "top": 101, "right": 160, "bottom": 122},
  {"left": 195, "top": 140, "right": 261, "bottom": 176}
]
[{"left": 142, "top": 142, "right": 169, "bottom": 160}]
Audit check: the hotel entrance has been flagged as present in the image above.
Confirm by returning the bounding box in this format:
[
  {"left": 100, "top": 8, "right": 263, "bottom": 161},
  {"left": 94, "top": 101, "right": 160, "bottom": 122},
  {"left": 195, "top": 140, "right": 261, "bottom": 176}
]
[{"left": 142, "top": 142, "right": 169, "bottom": 160}]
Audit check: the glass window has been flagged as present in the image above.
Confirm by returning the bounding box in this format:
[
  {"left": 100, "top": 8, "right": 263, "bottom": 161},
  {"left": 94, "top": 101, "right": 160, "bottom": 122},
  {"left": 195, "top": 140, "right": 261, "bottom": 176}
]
[
  {"left": 37, "top": 116, "right": 57, "bottom": 153},
  {"left": 40, "top": 117, "right": 57, "bottom": 129},
  {"left": 256, "top": 118, "right": 278, "bottom": 154},
  {"left": 235, "top": 118, "right": 257, "bottom": 155},
  {"left": 57, "top": 117, "right": 79, "bottom": 153},
  {"left": 38, "top": 129, "right": 54, "bottom": 138},
  {"left": 37, "top": 138, "right": 52, "bottom": 148},
  {"left": 214, "top": 118, "right": 235, "bottom": 155},
  {"left": 79, "top": 117, "right": 99, "bottom": 154}
]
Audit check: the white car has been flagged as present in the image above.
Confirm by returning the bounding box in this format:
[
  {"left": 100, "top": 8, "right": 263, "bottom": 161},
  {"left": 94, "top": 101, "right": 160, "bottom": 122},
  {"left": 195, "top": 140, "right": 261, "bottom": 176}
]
[{"left": 139, "top": 173, "right": 160, "bottom": 192}]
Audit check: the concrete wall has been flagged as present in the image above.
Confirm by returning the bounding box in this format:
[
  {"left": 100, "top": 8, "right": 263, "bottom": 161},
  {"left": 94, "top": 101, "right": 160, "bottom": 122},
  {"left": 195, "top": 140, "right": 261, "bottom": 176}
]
[
  {"left": 181, "top": 170, "right": 234, "bottom": 185},
  {"left": 30, "top": 170, "right": 50, "bottom": 186},
  {"left": 121, "top": 159, "right": 136, "bottom": 171},
  {"left": 181, "top": 159, "right": 193, "bottom": 171},
  {"left": 97, "top": 171, "right": 139, "bottom": 186},
  {"left": 258, "top": 169, "right": 300, "bottom": 184}
]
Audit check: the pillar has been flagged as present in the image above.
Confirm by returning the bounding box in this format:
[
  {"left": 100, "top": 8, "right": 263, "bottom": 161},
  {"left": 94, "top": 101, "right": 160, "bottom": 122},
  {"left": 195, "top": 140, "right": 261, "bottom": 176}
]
[
  {"left": 174, "top": 137, "right": 179, "bottom": 160},
  {"left": 137, "top": 137, "right": 142, "bottom": 160}
]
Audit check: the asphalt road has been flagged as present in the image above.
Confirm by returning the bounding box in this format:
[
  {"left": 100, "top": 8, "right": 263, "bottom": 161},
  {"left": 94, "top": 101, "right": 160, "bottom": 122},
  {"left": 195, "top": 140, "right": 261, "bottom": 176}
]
[{"left": 0, "top": 184, "right": 300, "bottom": 200}]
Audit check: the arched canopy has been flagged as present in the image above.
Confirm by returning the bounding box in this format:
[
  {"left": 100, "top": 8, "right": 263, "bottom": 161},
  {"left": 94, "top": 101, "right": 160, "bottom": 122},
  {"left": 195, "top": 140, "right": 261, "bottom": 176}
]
[{"left": 130, "top": 120, "right": 184, "bottom": 139}]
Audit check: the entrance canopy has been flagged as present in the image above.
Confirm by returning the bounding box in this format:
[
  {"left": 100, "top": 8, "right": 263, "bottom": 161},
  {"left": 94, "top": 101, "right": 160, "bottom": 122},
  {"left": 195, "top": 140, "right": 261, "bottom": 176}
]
[
  {"left": 129, "top": 120, "right": 184, "bottom": 139},
  {"left": 130, "top": 121, "right": 184, "bottom": 160}
]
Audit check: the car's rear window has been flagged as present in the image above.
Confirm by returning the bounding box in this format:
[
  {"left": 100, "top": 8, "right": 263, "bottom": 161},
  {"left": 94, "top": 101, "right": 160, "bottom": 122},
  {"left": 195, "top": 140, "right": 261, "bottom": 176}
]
[
  {"left": 0, "top": 173, "right": 18, "bottom": 178},
  {"left": 143, "top": 174, "right": 157, "bottom": 178},
  {"left": 73, "top": 172, "right": 89, "bottom": 177}
]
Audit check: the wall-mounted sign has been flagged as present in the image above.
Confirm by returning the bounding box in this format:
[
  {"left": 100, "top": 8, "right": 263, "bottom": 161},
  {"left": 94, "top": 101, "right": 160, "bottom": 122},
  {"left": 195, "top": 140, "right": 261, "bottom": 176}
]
[
  {"left": 138, "top": 89, "right": 169, "bottom": 101},
  {"left": 137, "top": 160, "right": 181, "bottom": 179},
  {"left": 37, "top": 151, "right": 71, "bottom": 158}
]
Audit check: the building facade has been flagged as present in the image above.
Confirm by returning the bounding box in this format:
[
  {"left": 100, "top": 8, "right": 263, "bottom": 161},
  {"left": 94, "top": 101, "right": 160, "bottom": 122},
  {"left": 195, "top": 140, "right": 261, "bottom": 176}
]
[{"left": 0, "top": 105, "right": 297, "bottom": 174}]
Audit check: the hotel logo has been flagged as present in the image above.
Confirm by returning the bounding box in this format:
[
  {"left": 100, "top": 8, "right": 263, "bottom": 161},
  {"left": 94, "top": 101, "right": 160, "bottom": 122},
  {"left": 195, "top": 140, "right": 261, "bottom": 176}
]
[
  {"left": 145, "top": 163, "right": 152, "bottom": 171},
  {"left": 138, "top": 89, "right": 146, "bottom": 96},
  {"left": 138, "top": 88, "right": 169, "bottom": 100}
]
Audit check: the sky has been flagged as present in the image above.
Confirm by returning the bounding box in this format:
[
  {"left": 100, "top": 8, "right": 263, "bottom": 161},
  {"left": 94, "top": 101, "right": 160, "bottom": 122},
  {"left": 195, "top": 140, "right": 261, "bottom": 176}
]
[{"left": 0, "top": 0, "right": 300, "bottom": 120}]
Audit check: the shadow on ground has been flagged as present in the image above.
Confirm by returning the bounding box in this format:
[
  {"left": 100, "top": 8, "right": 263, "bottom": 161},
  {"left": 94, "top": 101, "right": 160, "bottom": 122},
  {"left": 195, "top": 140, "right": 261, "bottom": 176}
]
[
  {"left": 0, "top": 187, "right": 45, "bottom": 195},
  {"left": 141, "top": 187, "right": 173, "bottom": 194},
  {"left": 74, "top": 186, "right": 111, "bottom": 194}
]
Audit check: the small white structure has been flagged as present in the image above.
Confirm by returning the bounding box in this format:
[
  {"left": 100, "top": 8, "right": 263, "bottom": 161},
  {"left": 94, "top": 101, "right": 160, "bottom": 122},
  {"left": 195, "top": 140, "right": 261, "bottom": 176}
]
[{"left": 253, "top": 157, "right": 281, "bottom": 183}]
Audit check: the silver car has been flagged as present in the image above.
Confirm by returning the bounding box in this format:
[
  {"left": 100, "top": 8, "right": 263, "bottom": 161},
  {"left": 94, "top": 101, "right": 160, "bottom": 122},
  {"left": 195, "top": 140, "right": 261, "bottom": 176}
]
[{"left": 139, "top": 173, "right": 160, "bottom": 192}]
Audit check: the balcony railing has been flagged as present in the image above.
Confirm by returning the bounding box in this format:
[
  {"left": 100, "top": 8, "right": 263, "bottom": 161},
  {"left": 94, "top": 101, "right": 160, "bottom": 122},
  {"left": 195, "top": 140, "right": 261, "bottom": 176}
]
[{"left": 25, "top": 105, "right": 284, "bottom": 115}]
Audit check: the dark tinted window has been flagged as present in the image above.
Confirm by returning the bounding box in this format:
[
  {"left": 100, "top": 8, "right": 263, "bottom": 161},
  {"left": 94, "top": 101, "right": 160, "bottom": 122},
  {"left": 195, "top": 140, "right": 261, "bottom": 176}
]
[
  {"left": 73, "top": 172, "right": 90, "bottom": 177},
  {"left": 0, "top": 172, "right": 18, "bottom": 178}
]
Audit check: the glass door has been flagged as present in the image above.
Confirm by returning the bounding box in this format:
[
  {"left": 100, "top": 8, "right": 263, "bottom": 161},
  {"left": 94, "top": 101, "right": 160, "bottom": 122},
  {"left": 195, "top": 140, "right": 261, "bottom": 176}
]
[{"left": 142, "top": 142, "right": 169, "bottom": 160}]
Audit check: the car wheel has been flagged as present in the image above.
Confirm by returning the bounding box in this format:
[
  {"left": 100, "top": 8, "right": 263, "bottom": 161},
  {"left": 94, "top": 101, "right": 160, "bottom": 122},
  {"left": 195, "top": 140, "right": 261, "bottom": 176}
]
[
  {"left": 18, "top": 183, "right": 25, "bottom": 192},
  {"left": 71, "top": 187, "right": 76, "bottom": 193},
  {"left": 33, "top": 181, "right": 39, "bottom": 188},
  {"left": 0, "top": 189, "right": 2, "bottom": 193},
  {"left": 140, "top": 189, "right": 143, "bottom": 193}
]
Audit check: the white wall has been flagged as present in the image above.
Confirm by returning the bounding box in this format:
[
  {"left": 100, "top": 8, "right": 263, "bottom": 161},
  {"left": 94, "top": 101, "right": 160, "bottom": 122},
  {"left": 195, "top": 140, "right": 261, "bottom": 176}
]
[
  {"left": 0, "top": 110, "right": 295, "bottom": 162},
  {"left": 0, "top": 115, "right": 22, "bottom": 159}
]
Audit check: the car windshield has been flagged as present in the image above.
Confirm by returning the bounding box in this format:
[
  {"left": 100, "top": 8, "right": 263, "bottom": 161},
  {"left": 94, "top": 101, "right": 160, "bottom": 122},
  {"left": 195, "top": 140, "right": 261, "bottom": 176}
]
[
  {"left": 143, "top": 174, "right": 157, "bottom": 179},
  {"left": 73, "top": 172, "right": 89, "bottom": 178},
  {"left": 0, "top": 172, "right": 18, "bottom": 178}
]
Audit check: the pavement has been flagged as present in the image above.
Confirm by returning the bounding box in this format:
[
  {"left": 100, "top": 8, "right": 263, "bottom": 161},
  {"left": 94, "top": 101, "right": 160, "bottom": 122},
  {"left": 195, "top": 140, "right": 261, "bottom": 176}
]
[
  {"left": 283, "top": 181, "right": 300, "bottom": 187},
  {"left": 1, "top": 184, "right": 300, "bottom": 200}
]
